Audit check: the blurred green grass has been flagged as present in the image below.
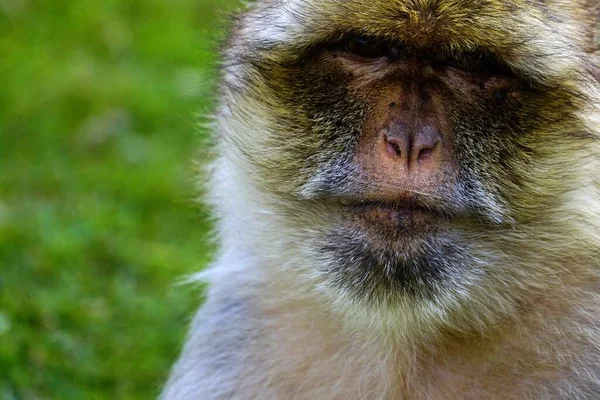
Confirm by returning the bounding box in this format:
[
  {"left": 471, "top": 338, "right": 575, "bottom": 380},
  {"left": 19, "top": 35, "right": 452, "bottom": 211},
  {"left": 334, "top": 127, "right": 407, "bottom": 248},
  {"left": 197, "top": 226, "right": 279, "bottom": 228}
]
[{"left": 0, "top": 0, "right": 240, "bottom": 398}]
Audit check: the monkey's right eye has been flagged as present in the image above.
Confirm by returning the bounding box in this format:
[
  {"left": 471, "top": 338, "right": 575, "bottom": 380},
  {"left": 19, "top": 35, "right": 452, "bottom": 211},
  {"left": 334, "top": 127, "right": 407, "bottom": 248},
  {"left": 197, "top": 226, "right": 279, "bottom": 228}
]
[{"left": 346, "top": 36, "right": 389, "bottom": 59}]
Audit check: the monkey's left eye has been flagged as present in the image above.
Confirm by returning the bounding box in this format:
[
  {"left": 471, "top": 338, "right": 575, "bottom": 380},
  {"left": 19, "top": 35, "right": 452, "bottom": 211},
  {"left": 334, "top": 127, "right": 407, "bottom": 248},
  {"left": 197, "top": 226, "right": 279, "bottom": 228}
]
[
  {"left": 446, "top": 51, "right": 508, "bottom": 75},
  {"left": 346, "top": 36, "right": 390, "bottom": 59}
]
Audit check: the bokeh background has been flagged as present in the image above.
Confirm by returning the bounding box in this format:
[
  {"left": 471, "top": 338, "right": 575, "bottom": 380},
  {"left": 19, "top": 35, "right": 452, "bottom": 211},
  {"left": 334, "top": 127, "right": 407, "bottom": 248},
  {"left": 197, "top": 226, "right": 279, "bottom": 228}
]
[{"left": 0, "top": 0, "right": 241, "bottom": 398}]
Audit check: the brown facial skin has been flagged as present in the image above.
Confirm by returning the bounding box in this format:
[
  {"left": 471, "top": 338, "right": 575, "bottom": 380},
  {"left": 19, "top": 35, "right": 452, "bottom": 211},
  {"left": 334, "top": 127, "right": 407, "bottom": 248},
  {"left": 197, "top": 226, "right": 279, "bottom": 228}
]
[{"left": 340, "top": 40, "right": 517, "bottom": 236}]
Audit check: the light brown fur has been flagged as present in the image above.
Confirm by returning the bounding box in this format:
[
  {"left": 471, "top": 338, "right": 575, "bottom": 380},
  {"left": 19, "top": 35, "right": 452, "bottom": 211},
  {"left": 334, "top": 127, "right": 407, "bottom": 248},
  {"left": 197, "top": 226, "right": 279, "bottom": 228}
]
[{"left": 163, "top": 1, "right": 600, "bottom": 398}]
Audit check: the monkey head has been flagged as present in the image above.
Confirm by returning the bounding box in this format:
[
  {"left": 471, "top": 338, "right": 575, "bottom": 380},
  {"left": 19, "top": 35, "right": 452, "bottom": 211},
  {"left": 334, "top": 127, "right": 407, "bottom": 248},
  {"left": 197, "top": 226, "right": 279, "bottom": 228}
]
[{"left": 210, "top": 0, "right": 600, "bottom": 334}]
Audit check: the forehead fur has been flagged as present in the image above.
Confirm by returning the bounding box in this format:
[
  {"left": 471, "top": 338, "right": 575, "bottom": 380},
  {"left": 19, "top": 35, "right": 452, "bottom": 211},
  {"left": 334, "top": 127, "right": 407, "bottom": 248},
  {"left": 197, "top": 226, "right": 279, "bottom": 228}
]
[{"left": 234, "top": 0, "right": 594, "bottom": 83}]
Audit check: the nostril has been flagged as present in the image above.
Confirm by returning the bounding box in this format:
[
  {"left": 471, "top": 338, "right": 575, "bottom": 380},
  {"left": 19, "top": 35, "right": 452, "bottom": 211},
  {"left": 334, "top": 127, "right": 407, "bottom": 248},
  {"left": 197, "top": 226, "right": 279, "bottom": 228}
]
[
  {"left": 385, "top": 136, "right": 402, "bottom": 157},
  {"left": 417, "top": 147, "right": 433, "bottom": 162},
  {"left": 416, "top": 140, "right": 439, "bottom": 163}
]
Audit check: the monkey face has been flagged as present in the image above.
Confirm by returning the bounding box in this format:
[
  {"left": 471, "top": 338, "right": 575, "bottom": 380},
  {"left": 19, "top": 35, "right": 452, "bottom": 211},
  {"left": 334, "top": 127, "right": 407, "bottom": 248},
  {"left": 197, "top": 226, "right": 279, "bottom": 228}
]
[
  {"left": 308, "top": 38, "right": 518, "bottom": 240},
  {"left": 217, "top": 1, "right": 598, "bottom": 308}
]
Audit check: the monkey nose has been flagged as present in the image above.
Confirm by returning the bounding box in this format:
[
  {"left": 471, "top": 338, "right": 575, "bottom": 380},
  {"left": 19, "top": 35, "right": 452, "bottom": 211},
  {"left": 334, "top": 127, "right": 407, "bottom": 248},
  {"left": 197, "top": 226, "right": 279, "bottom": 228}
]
[{"left": 381, "top": 122, "right": 442, "bottom": 170}]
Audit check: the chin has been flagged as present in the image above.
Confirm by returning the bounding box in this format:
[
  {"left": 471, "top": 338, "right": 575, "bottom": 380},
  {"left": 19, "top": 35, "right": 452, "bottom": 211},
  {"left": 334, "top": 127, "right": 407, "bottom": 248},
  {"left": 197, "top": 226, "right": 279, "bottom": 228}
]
[{"left": 315, "top": 200, "right": 469, "bottom": 302}]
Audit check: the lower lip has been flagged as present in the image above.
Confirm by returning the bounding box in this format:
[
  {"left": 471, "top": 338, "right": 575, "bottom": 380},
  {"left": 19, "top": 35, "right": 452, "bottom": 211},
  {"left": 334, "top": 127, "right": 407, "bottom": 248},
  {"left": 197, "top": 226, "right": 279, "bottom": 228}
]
[
  {"left": 347, "top": 203, "right": 438, "bottom": 225},
  {"left": 363, "top": 204, "right": 422, "bottom": 216}
]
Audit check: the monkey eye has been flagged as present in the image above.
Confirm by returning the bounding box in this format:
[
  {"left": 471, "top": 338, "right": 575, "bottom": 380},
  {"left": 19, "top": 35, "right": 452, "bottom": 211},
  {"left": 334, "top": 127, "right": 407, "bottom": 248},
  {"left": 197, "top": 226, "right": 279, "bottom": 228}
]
[
  {"left": 445, "top": 51, "right": 507, "bottom": 74},
  {"left": 452, "top": 52, "right": 487, "bottom": 72},
  {"left": 345, "top": 36, "right": 390, "bottom": 59}
]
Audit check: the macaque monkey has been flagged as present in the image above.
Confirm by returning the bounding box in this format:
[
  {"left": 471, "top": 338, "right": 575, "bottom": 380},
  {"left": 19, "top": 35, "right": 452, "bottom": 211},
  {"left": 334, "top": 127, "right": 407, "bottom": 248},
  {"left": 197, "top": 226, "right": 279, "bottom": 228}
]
[{"left": 163, "top": 0, "right": 600, "bottom": 398}]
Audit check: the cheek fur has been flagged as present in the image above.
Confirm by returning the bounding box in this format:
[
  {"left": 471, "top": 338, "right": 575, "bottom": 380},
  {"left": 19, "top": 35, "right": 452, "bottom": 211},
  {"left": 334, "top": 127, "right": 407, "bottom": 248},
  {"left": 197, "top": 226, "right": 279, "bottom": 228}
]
[{"left": 247, "top": 61, "right": 368, "bottom": 195}]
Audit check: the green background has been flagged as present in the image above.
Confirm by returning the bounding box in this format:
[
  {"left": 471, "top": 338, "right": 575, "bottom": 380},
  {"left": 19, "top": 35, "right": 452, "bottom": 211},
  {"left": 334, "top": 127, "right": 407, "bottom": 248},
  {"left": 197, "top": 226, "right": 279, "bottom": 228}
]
[{"left": 0, "top": 0, "right": 241, "bottom": 398}]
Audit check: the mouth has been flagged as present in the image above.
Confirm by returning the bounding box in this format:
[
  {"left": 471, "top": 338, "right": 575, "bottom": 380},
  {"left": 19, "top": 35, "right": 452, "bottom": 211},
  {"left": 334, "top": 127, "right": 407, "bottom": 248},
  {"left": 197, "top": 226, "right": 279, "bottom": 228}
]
[{"left": 339, "top": 198, "right": 451, "bottom": 233}]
